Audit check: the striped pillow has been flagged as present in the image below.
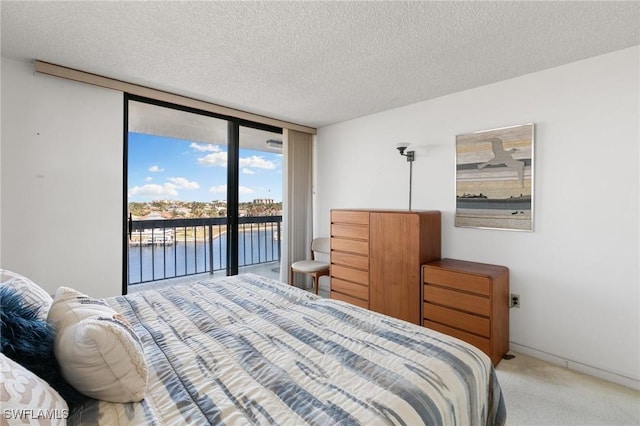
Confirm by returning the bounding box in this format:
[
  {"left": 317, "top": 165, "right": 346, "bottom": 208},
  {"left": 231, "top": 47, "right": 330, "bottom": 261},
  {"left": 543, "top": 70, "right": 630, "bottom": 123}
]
[{"left": 0, "top": 269, "right": 53, "bottom": 320}]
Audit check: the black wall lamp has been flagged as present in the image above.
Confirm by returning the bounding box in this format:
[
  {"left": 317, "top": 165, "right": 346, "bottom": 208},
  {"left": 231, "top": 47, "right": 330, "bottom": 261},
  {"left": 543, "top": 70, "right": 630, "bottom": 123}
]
[
  {"left": 396, "top": 143, "right": 415, "bottom": 210},
  {"left": 396, "top": 143, "right": 415, "bottom": 162}
]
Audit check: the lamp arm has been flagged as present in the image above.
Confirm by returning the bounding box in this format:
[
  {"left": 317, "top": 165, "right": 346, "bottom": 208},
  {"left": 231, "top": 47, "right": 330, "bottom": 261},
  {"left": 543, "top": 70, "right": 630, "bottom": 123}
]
[{"left": 409, "top": 160, "right": 413, "bottom": 210}]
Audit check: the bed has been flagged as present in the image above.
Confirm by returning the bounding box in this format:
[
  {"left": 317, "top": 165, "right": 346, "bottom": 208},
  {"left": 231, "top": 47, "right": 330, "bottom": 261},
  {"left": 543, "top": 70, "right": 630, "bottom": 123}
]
[
  {"left": 1, "top": 270, "right": 505, "bottom": 425},
  {"left": 65, "top": 273, "right": 505, "bottom": 425}
]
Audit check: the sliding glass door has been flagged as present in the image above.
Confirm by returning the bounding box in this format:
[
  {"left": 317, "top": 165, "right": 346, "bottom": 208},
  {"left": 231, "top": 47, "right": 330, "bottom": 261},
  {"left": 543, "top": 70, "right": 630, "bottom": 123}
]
[
  {"left": 237, "top": 126, "right": 283, "bottom": 276},
  {"left": 124, "top": 96, "right": 282, "bottom": 292}
]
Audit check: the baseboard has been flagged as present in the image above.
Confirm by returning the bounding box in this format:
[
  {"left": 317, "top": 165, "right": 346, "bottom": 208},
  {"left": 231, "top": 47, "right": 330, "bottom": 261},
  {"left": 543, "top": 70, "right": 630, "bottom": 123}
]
[{"left": 509, "top": 342, "right": 640, "bottom": 391}]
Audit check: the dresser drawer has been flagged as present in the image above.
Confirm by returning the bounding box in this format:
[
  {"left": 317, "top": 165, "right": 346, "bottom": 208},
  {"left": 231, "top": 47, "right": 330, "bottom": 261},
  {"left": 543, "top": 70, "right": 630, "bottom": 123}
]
[
  {"left": 331, "top": 223, "right": 368, "bottom": 240},
  {"left": 423, "top": 320, "right": 491, "bottom": 355},
  {"left": 423, "top": 267, "right": 490, "bottom": 296},
  {"left": 331, "top": 291, "right": 369, "bottom": 309},
  {"left": 331, "top": 264, "right": 368, "bottom": 286},
  {"left": 331, "top": 278, "right": 369, "bottom": 301},
  {"left": 332, "top": 251, "right": 369, "bottom": 270},
  {"left": 331, "top": 238, "right": 369, "bottom": 255},
  {"left": 331, "top": 210, "right": 369, "bottom": 225},
  {"left": 423, "top": 303, "right": 490, "bottom": 337},
  {"left": 423, "top": 284, "right": 490, "bottom": 316}
]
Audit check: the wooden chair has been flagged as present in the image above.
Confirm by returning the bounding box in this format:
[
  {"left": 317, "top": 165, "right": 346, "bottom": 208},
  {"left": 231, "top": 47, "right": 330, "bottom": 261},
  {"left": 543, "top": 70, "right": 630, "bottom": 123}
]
[{"left": 290, "top": 237, "right": 330, "bottom": 294}]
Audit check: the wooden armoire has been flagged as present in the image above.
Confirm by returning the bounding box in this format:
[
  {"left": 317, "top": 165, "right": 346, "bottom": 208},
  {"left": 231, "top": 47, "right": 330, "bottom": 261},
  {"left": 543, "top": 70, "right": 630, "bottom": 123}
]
[{"left": 330, "top": 209, "right": 441, "bottom": 324}]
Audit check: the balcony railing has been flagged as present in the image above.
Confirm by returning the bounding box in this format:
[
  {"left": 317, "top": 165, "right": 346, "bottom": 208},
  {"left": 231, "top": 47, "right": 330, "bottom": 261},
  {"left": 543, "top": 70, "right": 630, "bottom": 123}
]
[{"left": 128, "top": 216, "right": 281, "bottom": 285}]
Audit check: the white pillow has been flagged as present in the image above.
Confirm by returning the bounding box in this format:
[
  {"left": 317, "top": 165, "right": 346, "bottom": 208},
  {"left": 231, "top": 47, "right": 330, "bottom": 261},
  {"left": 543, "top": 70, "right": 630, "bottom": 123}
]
[
  {"left": 47, "top": 286, "right": 117, "bottom": 330},
  {"left": 0, "top": 269, "right": 53, "bottom": 320},
  {"left": 1, "top": 353, "right": 69, "bottom": 425},
  {"left": 47, "top": 287, "right": 148, "bottom": 403}
]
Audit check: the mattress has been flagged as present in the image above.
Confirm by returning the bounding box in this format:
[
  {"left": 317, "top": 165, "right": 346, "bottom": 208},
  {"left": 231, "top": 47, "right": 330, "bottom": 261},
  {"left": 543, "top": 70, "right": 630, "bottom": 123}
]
[{"left": 69, "top": 273, "right": 506, "bottom": 425}]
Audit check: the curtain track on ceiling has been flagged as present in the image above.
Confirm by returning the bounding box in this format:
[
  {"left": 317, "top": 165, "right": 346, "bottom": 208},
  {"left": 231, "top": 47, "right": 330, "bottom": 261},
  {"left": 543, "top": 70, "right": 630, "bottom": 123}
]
[{"left": 33, "top": 60, "right": 317, "bottom": 135}]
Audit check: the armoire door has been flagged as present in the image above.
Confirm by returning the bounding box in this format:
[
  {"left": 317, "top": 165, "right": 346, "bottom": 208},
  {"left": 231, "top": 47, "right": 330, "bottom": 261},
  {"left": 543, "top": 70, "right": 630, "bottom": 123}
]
[{"left": 369, "top": 212, "right": 421, "bottom": 324}]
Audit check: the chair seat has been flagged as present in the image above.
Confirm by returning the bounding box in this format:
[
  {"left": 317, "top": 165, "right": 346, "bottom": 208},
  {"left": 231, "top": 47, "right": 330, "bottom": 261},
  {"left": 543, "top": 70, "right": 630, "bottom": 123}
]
[
  {"left": 291, "top": 260, "right": 329, "bottom": 273},
  {"left": 290, "top": 237, "right": 331, "bottom": 295}
]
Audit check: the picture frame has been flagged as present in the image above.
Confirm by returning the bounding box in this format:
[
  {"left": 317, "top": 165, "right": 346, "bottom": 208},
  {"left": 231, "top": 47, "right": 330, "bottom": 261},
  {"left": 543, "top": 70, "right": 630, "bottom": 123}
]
[{"left": 455, "top": 123, "right": 535, "bottom": 231}]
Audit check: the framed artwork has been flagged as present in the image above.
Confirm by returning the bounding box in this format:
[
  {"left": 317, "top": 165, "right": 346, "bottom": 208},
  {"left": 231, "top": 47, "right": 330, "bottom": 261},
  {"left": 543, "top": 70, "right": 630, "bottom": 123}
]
[{"left": 455, "top": 123, "right": 534, "bottom": 231}]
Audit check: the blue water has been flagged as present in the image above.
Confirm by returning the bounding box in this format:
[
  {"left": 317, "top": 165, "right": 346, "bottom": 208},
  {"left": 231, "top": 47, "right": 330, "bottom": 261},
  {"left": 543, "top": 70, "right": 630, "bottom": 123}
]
[{"left": 128, "top": 230, "right": 279, "bottom": 284}]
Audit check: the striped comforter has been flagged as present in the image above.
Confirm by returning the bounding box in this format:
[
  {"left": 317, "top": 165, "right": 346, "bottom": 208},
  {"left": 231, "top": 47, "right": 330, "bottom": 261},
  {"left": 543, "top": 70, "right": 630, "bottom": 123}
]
[{"left": 70, "top": 273, "right": 506, "bottom": 425}]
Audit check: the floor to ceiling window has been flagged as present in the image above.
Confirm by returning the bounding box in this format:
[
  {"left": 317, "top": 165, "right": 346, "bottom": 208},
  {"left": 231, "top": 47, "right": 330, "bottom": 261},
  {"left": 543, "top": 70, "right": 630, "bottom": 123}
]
[
  {"left": 124, "top": 96, "right": 282, "bottom": 292},
  {"left": 236, "top": 125, "right": 283, "bottom": 276}
]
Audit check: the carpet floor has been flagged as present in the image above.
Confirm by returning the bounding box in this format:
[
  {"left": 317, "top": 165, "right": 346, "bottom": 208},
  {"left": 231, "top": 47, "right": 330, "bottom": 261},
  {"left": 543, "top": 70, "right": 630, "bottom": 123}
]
[{"left": 496, "top": 352, "right": 640, "bottom": 425}]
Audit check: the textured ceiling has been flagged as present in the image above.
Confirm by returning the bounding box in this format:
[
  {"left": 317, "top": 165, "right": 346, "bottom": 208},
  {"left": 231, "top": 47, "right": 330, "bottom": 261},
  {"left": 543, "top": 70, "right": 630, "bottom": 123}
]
[{"left": 2, "top": 1, "right": 639, "bottom": 128}]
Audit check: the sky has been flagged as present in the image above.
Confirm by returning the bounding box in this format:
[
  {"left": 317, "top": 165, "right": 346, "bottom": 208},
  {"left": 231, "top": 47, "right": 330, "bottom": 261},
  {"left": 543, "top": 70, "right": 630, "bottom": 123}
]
[{"left": 128, "top": 132, "right": 282, "bottom": 203}]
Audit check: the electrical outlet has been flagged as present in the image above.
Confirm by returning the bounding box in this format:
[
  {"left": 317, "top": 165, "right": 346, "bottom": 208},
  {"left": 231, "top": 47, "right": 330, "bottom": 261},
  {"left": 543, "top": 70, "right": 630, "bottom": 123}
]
[{"left": 510, "top": 294, "right": 520, "bottom": 308}]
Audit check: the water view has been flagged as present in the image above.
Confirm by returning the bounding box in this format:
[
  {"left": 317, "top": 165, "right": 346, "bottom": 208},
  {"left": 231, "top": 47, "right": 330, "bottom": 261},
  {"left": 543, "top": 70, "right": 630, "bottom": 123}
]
[{"left": 128, "top": 228, "right": 279, "bottom": 284}]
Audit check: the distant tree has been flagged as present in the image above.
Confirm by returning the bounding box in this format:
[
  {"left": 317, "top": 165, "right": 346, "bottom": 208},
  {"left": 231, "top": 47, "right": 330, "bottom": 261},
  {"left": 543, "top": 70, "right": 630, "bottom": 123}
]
[
  {"left": 128, "top": 199, "right": 280, "bottom": 219},
  {"left": 129, "top": 202, "right": 150, "bottom": 217}
]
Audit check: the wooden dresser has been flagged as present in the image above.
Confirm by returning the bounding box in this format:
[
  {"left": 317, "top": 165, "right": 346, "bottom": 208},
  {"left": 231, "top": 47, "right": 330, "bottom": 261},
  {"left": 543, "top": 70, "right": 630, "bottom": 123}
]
[
  {"left": 422, "top": 259, "right": 509, "bottom": 365},
  {"left": 330, "top": 209, "right": 441, "bottom": 324},
  {"left": 330, "top": 210, "right": 371, "bottom": 309}
]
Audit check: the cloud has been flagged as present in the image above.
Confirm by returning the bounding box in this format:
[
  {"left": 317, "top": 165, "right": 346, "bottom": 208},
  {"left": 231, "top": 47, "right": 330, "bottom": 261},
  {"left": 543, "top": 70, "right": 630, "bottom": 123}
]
[
  {"left": 209, "top": 184, "right": 254, "bottom": 195},
  {"left": 167, "top": 177, "right": 199, "bottom": 189},
  {"left": 239, "top": 155, "right": 276, "bottom": 170},
  {"left": 190, "top": 142, "right": 221, "bottom": 152},
  {"left": 209, "top": 185, "right": 227, "bottom": 194},
  {"left": 128, "top": 183, "right": 178, "bottom": 198},
  {"left": 145, "top": 177, "right": 153, "bottom": 182},
  {"left": 129, "top": 177, "right": 199, "bottom": 198},
  {"left": 198, "top": 152, "right": 227, "bottom": 167},
  {"left": 148, "top": 165, "right": 164, "bottom": 173},
  {"left": 197, "top": 153, "right": 276, "bottom": 173}
]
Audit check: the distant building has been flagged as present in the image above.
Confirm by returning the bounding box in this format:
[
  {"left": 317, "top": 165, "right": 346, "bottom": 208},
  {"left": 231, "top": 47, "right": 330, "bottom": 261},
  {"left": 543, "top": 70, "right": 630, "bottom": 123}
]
[
  {"left": 142, "top": 211, "right": 171, "bottom": 220},
  {"left": 129, "top": 211, "right": 174, "bottom": 246},
  {"left": 253, "top": 198, "right": 274, "bottom": 204}
]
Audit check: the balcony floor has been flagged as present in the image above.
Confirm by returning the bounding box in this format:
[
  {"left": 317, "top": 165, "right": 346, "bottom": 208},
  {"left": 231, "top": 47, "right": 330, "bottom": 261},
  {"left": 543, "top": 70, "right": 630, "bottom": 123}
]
[{"left": 127, "top": 261, "right": 329, "bottom": 298}]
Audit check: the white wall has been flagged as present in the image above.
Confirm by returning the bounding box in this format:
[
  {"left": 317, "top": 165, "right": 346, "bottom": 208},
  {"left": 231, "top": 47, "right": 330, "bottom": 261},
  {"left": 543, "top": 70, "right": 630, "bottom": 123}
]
[
  {"left": 315, "top": 47, "right": 640, "bottom": 388},
  {"left": 1, "top": 58, "right": 123, "bottom": 297}
]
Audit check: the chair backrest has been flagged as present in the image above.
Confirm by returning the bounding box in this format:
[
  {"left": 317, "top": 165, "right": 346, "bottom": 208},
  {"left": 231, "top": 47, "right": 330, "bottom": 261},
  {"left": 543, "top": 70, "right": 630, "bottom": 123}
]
[{"left": 311, "top": 237, "right": 330, "bottom": 256}]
